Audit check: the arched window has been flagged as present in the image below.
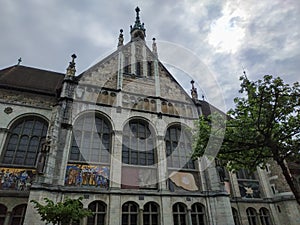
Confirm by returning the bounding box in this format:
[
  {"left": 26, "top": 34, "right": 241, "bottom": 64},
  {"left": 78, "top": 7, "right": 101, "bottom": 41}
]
[
  {"left": 1, "top": 116, "right": 48, "bottom": 167},
  {"left": 0, "top": 204, "right": 7, "bottom": 225},
  {"left": 122, "top": 120, "right": 155, "bottom": 166},
  {"left": 165, "top": 125, "right": 194, "bottom": 169},
  {"left": 69, "top": 113, "right": 112, "bottom": 164},
  {"left": 259, "top": 208, "right": 272, "bottom": 225},
  {"left": 246, "top": 208, "right": 258, "bottom": 225},
  {"left": 191, "top": 203, "right": 206, "bottom": 225},
  {"left": 173, "top": 203, "right": 187, "bottom": 225},
  {"left": 87, "top": 201, "right": 107, "bottom": 225},
  {"left": 10, "top": 204, "right": 27, "bottom": 225},
  {"left": 232, "top": 207, "right": 240, "bottom": 225},
  {"left": 122, "top": 201, "right": 139, "bottom": 225},
  {"left": 143, "top": 202, "right": 159, "bottom": 225}
]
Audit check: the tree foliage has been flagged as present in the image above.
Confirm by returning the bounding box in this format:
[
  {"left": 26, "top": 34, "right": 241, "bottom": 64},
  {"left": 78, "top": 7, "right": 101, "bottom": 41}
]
[
  {"left": 193, "top": 75, "right": 300, "bottom": 204},
  {"left": 31, "top": 197, "right": 93, "bottom": 225}
]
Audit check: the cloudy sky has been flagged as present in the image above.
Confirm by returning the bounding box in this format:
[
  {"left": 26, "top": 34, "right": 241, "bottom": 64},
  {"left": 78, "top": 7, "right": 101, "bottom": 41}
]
[{"left": 1, "top": 0, "right": 299, "bottom": 111}]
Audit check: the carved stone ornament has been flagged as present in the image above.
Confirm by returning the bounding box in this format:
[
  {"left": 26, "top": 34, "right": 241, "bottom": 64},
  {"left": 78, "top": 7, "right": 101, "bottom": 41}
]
[{"left": 4, "top": 107, "right": 13, "bottom": 114}]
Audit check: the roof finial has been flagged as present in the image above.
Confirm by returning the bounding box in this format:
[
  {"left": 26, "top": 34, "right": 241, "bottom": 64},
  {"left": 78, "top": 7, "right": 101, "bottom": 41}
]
[
  {"left": 17, "top": 57, "right": 22, "bottom": 65},
  {"left": 66, "top": 54, "right": 77, "bottom": 77},
  {"left": 118, "top": 29, "right": 124, "bottom": 47},
  {"left": 130, "top": 7, "right": 146, "bottom": 40},
  {"left": 152, "top": 38, "right": 158, "bottom": 57},
  {"left": 190, "top": 80, "right": 198, "bottom": 100}
]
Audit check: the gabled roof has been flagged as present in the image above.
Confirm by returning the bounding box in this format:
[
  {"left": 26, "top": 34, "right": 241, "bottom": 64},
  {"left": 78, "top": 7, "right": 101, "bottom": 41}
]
[{"left": 0, "top": 65, "right": 65, "bottom": 96}]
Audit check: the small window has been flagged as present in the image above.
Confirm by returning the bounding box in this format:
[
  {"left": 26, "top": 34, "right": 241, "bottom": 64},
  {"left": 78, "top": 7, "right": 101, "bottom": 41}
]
[
  {"left": 124, "top": 56, "right": 130, "bottom": 74},
  {"left": 10, "top": 204, "right": 27, "bottom": 225},
  {"left": 191, "top": 203, "right": 206, "bottom": 225},
  {"left": 259, "top": 208, "right": 273, "bottom": 225},
  {"left": 173, "top": 203, "right": 187, "bottom": 225},
  {"left": 87, "top": 201, "right": 106, "bottom": 225},
  {"left": 143, "top": 202, "right": 159, "bottom": 225},
  {"left": 147, "top": 61, "right": 152, "bottom": 77},
  {"left": 246, "top": 208, "right": 258, "bottom": 225},
  {"left": 136, "top": 62, "right": 141, "bottom": 76},
  {"left": 232, "top": 207, "right": 240, "bottom": 225},
  {"left": 0, "top": 204, "right": 7, "bottom": 225},
  {"left": 122, "top": 202, "right": 139, "bottom": 225}
]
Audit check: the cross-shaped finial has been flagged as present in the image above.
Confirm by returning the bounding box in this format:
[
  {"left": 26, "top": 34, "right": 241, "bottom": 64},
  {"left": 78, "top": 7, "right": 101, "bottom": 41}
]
[{"left": 17, "top": 57, "right": 22, "bottom": 65}]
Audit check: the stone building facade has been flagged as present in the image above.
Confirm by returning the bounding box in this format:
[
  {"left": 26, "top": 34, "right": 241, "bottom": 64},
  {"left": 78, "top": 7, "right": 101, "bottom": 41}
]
[{"left": 0, "top": 7, "right": 299, "bottom": 225}]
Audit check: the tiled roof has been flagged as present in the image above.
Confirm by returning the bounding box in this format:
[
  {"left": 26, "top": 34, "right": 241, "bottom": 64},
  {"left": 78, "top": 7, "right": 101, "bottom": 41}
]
[{"left": 0, "top": 65, "right": 65, "bottom": 95}]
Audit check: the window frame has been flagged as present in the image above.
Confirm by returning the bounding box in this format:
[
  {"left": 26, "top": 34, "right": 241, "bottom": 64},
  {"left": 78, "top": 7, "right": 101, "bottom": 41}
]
[
  {"left": 69, "top": 113, "right": 112, "bottom": 164},
  {"left": 1, "top": 116, "right": 48, "bottom": 167},
  {"left": 246, "top": 207, "right": 258, "bottom": 225},
  {"left": 165, "top": 125, "right": 195, "bottom": 170},
  {"left": 191, "top": 203, "right": 206, "bottom": 225},
  {"left": 87, "top": 201, "right": 107, "bottom": 225},
  {"left": 122, "top": 201, "right": 139, "bottom": 225},
  {"left": 143, "top": 202, "right": 160, "bottom": 225},
  {"left": 172, "top": 203, "right": 188, "bottom": 225},
  {"left": 122, "top": 120, "right": 156, "bottom": 166}
]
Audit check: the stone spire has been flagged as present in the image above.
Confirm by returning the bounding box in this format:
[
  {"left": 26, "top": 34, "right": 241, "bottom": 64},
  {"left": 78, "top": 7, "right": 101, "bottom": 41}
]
[
  {"left": 118, "top": 29, "right": 124, "bottom": 48},
  {"left": 152, "top": 38, "right": 158, "bottom": 57},
  {"left": 130, "top": 7, "right": 146, "bottom": 41},
  {"left": 66, "top": 54, "right": 77, "bottom": 77},
  {"left": 191, "top": 80, "right": 198, "bottom": 100}
]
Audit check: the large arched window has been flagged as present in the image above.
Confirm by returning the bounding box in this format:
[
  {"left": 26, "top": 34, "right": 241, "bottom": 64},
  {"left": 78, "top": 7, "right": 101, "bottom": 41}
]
[
  {"left": 191, "top": 203, "right": 206, "bottom": 225},
  {"left": 246, "top": 208, "right": 258, "bottom": 225},
  {"left": 122, "top": 120, "right": 155, "bottom": 166},
  {"left": 1, "top": 116, "right": 48, "bottom": 167},
  {"left": 143, "top": 202, "right": 159, "bottom": 225},
  {"left": 165, "top": 125, "right": 194, "bottom": 169},
  {"left": 69, "top": 113, "right": 112, "bottom": 163},
  {"left": 87, "top": 201, "right": 107, "bottom": 225},
  {"left": 66, "top": 113, "right": 112, "bottom": 188},
  {"left": 122, "top": 201, "right": 139, "bottom": 225},
  {"left": 10, "top": 204, "right": 27, "bottom": 225},
  {"left": 173, "top": 203, "right": 187, "bottom": 225},
  {"left": 232, "top": 207, "right": 240, "bottom": 225},
  {"left": 0, "top": 204, "right": 7, "bottom": 225},
  {"left": 259, "top": 208, "right": 272, "bottom": 225}
]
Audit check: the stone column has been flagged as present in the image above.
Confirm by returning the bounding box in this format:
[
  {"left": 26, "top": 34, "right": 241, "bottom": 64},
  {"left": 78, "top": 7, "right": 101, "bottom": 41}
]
[
  {"left": 156, "top": 135, "right": 168, "bottom": 191},
  {"left": 187, "top": 208, "right": 192, "bottom": 225},
  {"left": 3, "top": 211, "right": 11, "bottom": 225},
  {"left": 109, "top": 131, "right": 122, "bottom": 189},
  {"left": 139, "top": 208, "right": 144, "bottom": 225},
  {"left": 161, "top": 196, "right": 172, "bottom": 225},
  {"left": 108, "top": 195, "right": 121, "bottom": 225}
]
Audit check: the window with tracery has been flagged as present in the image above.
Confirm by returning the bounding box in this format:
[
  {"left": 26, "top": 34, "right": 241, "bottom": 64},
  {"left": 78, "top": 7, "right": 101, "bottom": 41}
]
[
  {"left": 246, "top": 207, "right": 258, "bottom": 225},
  {"left": 10, "top": 204, "right": 27, "bottom": 225},
  {"left": 1, "top": 116, "right": 48, "bottom": 167},
  {"left": 143, "top": 202, "right": 159, "bottom": 225},
  {"left": 191, "top": 203, "right": 206, "bottom": 225},
  {"left": 87, "top": 201, "right": 107, "bottom": 225},
  {"left": 165, "top": 125, "right": 194, "bottom": 169},
  {"left": 69, "top": 113, "right": 111, "bottom": 163},
  {"left": 232, "top": 207, "right": 241, "bottom": 225},
  {"left": 259, "top": 208, "right": 273, "bottom": 225},
  {"left": 122, "top": 120, "right": 155, "bottom": 166},
  {"left": 172, "top": 203, "right": 187, "bottom": 225},
  {"left": 122, "top": 202, "right": 139, "bottom": 225}
]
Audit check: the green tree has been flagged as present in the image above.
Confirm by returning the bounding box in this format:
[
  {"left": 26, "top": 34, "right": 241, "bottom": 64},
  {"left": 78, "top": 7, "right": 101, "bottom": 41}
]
[
  {"left": 31, "top": 197, "right": 93, "bottom": 225},
  {"left": 193, "top": 75, "right": 300, "bottom": 204}
]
